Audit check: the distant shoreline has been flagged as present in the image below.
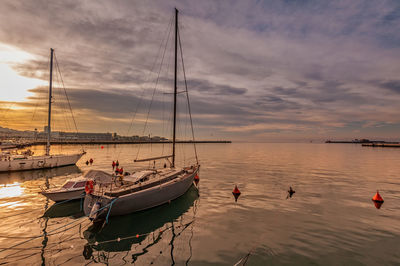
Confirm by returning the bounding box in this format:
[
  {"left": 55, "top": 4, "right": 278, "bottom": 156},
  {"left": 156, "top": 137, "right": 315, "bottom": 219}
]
[{"left": 28, "top": 140, "right": 232, "bottom": 145}]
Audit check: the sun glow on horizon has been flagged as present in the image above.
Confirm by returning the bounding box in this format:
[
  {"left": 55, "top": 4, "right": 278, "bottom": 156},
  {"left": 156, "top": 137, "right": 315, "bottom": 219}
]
[{"left": 0, "top": 43, "right": 46, "bottom": 102}]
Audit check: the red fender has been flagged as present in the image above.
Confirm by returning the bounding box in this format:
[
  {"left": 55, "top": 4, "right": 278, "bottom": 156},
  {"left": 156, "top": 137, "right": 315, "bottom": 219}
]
[{"left": 85, "top": 180, "right": 94, "bottom": 194}]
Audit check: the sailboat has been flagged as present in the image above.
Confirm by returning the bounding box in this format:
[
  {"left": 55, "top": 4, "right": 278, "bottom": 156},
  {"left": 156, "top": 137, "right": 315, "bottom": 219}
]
[
  {"left": 0, "top": 48, "right": 85, "bottom": 172},
  {"left": 83, "top": 9, "right": 200, "bottom": 222}
]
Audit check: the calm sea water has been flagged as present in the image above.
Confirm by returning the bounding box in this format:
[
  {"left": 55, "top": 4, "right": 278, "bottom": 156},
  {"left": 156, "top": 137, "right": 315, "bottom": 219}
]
[{"left": 1, "top": 143, "right": 400, "bottom": 265}]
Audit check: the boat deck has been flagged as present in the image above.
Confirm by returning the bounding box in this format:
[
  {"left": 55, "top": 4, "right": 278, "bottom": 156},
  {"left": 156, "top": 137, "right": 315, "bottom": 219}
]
[{"left": 92, "top": 169, "right": 187, "bottom": 198}]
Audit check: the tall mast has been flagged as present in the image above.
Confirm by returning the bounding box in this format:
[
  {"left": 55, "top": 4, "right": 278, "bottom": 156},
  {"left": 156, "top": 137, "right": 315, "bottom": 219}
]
[
  {"left": 172, "top": 8, "right": 178, "bottom": 168},
  {"left": 46, "top": 48, "right": 54, "bottom": 156}
]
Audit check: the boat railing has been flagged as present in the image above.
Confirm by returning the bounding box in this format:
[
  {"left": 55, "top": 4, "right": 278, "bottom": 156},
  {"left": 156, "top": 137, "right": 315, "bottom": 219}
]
[
  {"left": 39, "top": 183, "right": 60, "bottom": 191},
  {"left": 103, "top": 170, "right": 187, "bottom": 198}
]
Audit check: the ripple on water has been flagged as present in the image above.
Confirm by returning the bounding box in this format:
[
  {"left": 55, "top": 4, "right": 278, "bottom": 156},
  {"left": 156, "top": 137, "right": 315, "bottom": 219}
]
[{"left": 1, "top": 143, "right": 400, "bottom": 264}]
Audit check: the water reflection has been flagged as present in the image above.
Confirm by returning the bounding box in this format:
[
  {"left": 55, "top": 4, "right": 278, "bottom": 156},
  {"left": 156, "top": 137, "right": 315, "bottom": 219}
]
[
  {"left": 83, "top": 185, "right": 199, "bottom": 258},
  {"left": 0, "top": 165, "right": 81, "bottom": 185},
  {"left": 3, "top": 143, "right": 400, "bottom": 264},
  {"left": 373, "top": 201, "right": 384, "bottom": 209},
  {"left": 41, "top": 199, "right": 49, "bottom": 265},
  {"left": 0, "top": 182, "right": 23, "bottom": 199},
  {"left": 43, "top": 200, "right": 84, "bottom": 218}
]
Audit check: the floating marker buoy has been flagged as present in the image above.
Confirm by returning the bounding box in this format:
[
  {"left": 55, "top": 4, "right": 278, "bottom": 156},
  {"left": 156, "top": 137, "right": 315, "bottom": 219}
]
[
  {"left": 194, "top": 174, "right": 199, "bottom": 185},
  {"left": 232, "top": 185, "right": 241, "bottom": 202},
  {"left": 287, "top": 186, "right": 295, "bottom": 199},
  {"left": 372, "top": 190, "right": 384, "bottom": 209},
  {"left": 372, "top": 190, "right": 384, "bottom": 203}
]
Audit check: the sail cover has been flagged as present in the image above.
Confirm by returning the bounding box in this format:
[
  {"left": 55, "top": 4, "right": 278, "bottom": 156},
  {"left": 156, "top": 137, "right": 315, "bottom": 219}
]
[{"left": 84, "top": 170, "right": 114, "bottom": 183}]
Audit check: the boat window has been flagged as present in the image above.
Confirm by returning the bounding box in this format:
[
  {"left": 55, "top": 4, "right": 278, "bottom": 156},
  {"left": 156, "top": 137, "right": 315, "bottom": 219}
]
[
  {"left": 139, "top": 176, "right": 149, "bottom": 182},
  {"left": 62, "top": 182, "right": 75, "bottom": 188},
  {"left": 73, "top": 181, "right": 87, "bottom": 188}
]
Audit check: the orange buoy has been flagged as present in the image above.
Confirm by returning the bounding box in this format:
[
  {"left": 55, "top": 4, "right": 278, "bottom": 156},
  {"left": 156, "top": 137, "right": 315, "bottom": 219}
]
[
  {"left": 194, "top": 174, "right": 199, "bottom": 185},
  {"left": 372, "top": 190, "right": 384, "bottom": 203},
  {"left": 372, "top": 190, "right": 384, "bottom": 209},
  {"left": 232, "top": 185, "right": 241, "bottom": 202}
]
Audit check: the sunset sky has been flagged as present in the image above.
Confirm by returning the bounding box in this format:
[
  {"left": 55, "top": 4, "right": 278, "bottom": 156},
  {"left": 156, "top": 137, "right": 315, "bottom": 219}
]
[{"left": 0, "top": 0, "right": 400, "bottom": 141}]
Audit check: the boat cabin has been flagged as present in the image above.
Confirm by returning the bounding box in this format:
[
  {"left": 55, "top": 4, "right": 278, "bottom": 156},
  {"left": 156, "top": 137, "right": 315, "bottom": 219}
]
[
  {"left": 124, "top": 170, "right": 155, "bottom": 184},
  {"left": 62, "top": 180, "right": 87, "bottom": 189}
]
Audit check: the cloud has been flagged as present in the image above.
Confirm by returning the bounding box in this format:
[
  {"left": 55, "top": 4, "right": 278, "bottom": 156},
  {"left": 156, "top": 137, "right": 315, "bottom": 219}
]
[
  {"left": 0, "top": 0, "right": 400, "bottom": 141},
  {"left": 380, "top": 80, "right": 400, "bottom": 93}
]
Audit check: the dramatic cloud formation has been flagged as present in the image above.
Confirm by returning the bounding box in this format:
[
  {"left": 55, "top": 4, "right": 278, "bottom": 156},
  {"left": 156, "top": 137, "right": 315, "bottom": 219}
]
[{"left": 0, "top": 0, "right": 399, "bottom": 141}]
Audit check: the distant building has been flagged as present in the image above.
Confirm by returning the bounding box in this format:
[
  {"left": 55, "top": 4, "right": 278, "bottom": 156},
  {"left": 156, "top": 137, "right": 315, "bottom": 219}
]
[
  {"left": 0, "top": 126, "right": 169, "bottom": 142},
  {"left": 36, "top": 131, "right": 113, "bottom": 141}
]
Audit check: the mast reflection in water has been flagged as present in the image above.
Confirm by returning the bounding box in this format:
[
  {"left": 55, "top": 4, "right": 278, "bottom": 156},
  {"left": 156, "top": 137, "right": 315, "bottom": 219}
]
[
  {"left": 40, "top": 180, "right": 49, "bottom": 266},
  {"left": 83, "top": 185, "right": 199, "bottom": 264}
]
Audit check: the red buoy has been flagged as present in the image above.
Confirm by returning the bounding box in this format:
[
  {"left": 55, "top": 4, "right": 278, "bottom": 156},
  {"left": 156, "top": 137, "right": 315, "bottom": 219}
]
[
  {"left": 372, "top": 190, "right": 384, "bottom": 209},
  {"left": 194, "top": 174, "right": 199, "bottom": 185},
  {"left": 101, "top": 146, "right": 104, "bottom": 149},
  {"left": 232, "top": 185, "right": 241, "bottom": 202},
  {"left": 373, "top": 201, "right": 383, "bottom": 209},
  {"left": 372, "top": 190, "right": 384, "bottom": 203}
]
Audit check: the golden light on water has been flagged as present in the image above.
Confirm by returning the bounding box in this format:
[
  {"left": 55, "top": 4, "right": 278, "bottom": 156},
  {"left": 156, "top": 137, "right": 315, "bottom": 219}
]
[
  {"left": 0, "top": 43, "right": 46, "bottom": 102},
  {"left": 0, "top": 182, "right": 23, "bottom": 199}
]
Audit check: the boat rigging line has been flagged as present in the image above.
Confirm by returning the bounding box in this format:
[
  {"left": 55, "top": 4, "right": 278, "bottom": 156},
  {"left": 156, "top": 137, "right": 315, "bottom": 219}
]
[
  {"left": 53, "top": 52, "right": 85, "bottom": 152},
  {"left": 178, "top": 24, "right": 199, "bottom": 165},
  {"left": 114, "top": 15, "right": 174, "bottom": 162},
  {"left": 0, "top": 198, "right": 117, "bottom": 256},
  {"left": 135, "top": 12, "right": 175, "bottom": 162},
  {"left": 30, "top": 52, "right": 51, "bottom": 126}
]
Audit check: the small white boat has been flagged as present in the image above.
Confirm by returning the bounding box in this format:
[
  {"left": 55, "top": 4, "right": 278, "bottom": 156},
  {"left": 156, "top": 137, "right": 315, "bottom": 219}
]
[
  {"left": 0, "top": 48, "right": 85, "bottom": 173},
  {"left": 0, "top": 152, "right": 85, "bottom": 172},
  {"left": 40, "top": 176, "right": 87, "bottom": 202},
  {"left": 40, "top": 170, "right": 114, "bottom": 202}
]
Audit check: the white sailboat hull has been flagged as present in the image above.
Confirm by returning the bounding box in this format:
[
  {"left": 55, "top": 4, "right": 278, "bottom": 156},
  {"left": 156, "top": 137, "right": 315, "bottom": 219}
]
[
  {"left": 0, "top": 153, "right": 85, "bottom": 172},
  {"left": 40, "top": 188, "right": 85, "bottom": 202},
  {"left": 83, "top": 167, "right": 198, "bottom": 218}
]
